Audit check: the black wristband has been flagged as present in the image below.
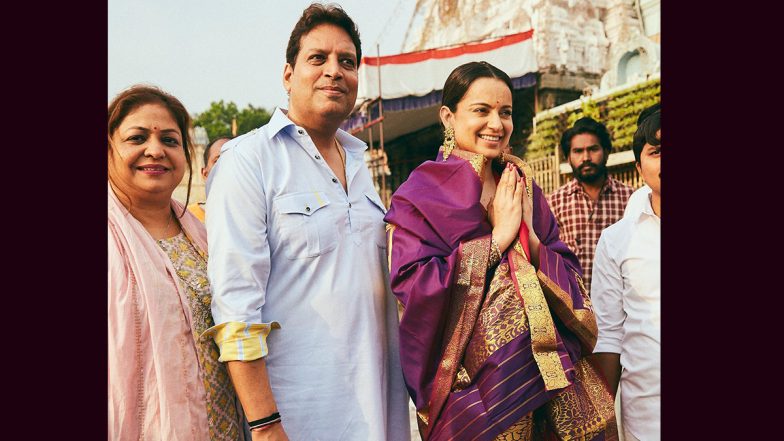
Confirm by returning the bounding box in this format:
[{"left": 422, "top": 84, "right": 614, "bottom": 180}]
[{"left": 248, "top": 412, "right": 281, "bottom": 428}]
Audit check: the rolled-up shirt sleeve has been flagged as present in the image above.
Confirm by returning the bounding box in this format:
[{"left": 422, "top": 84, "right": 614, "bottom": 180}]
[
  {"left": 591, "top": 231, "right": 625, "bottom": 354},
  {"left": 202, "top": 139, "right": 280, "bottom": 362}
]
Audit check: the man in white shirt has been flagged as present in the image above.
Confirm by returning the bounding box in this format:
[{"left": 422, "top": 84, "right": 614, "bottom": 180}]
[
  {"left": 204, "top": 4, "right": 409, "bottom": 440},
  {"left": 591, "top": 106, "right": 661, "bottom": 441},
  {"left": 623, "top": 184, "right": 651, "bottom": 218}
]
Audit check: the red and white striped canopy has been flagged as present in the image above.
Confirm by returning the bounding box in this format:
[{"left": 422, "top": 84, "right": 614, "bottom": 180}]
[{"left": 357, "top": 29, "right": 536, "bottom": 101}]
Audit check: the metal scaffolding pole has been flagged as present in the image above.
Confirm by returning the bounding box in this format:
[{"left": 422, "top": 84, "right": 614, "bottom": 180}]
[{"left": 376, "top": 43, "right": 388, "bottom": 207}]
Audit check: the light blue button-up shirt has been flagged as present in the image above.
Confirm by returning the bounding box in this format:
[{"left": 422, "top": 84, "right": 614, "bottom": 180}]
[{"left": 205, "top": 107, "right": 409, "bottom": 440}]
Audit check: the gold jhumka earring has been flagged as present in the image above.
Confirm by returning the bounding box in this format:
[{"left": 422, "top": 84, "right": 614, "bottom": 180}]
[{"left": 442, "top": 126, "right": 456, "bottom": 161}]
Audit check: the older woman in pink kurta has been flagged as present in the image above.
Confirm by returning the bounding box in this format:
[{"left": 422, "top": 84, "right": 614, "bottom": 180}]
[{"left": 108, "top": 85, "right": 245, "bottom": 440}]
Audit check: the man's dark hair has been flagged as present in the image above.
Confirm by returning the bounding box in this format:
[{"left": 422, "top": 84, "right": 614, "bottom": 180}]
[
  {"left": 286, "top": 3, "right": 362, "bottom": 68},
  {"left": 636, "top": 102, "right": 660, "bottom": 126},
  {"left": 559, "top": 117, "right": 613, "bottom": 158},
  {"left": 633, "top": 107, "right": 660, "bottom": 163},
  {"left": 203, "top": 136, "right": 232, "bottom": 166}
]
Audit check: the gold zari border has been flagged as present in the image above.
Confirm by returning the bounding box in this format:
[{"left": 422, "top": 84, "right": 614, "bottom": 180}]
[
  {"left": 537, "top": 270, "right": 598, "bottom": 351},
  {"left": 424, "top": 236, "right": 492, "bottom": 438},
  {"left": 544, "top": 358, "right": 618, "bottom": 440},
  {"left": 386, "top": 223, "right": 396, "bottom": 274},
  {"left": 441, "top": 147, "right": 488, "bottom": 180},
  {"left": 494, "top": 413, "right": 533, "bottom": 441},
  {"left": 502, "top": 153, "right": 533, "bottom": 201},
  {"left": 509, "top": 251, "right": 569, "bottom": 391}
]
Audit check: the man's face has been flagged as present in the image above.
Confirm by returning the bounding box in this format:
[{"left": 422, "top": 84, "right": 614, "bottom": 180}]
[
  {"left": 201, "top": 138, "right": 228, "bottom": 180},
  {"left": 283, "top": 23, "right": 359, "bottom": 125},
  {"left": 568, "top": 133, "right": 608, "bottom": 184},
  {"left": 636, "top": 129, "right": 661, "bottom": 196}
]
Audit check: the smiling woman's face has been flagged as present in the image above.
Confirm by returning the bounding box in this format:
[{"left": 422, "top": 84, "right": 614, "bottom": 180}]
[
  {"left": 440, "top": 77, "right": 513, "bottom": 159},
  {"left": 109, "top": 103, "right": 186, "bottom": 203}
]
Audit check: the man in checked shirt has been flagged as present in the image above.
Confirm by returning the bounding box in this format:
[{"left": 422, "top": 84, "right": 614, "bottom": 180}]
[{"left": 547, "top": 117, "right": 634, "bottom": 293}]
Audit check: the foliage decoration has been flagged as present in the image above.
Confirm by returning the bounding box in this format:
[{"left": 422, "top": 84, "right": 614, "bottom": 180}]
[
  {"left": 192, "top": 101, "right": 272, "bottom": 143},
  {"left": 526, "top": 78, "right": 660, "bottom": 160}
]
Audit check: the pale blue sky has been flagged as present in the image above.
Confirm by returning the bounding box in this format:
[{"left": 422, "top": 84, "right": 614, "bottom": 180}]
[{"left": 109, "top": 0, "right": 417, "bottom": 115}]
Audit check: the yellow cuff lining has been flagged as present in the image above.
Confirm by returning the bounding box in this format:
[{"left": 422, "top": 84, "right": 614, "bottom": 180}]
[{"left": 201, "top": 321, "right": 281, "bottom": 362}]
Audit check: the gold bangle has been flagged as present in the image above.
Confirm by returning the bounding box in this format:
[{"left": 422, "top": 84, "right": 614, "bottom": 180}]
[{"left": 490, "top": 238, "right": 503, "bottom": 266}]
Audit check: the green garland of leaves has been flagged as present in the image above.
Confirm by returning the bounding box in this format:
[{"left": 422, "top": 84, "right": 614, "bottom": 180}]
[{"left": 526, "top": 78, "right": 660, "bottom": 159}]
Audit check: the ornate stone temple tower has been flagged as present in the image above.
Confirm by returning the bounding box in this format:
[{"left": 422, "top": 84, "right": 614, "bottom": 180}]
[{"left": 401, "top": 0, "right": 659, "bottom": 107}]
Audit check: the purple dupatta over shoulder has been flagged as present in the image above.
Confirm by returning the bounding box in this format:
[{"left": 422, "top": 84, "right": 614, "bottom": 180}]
[{"left": 385, "top": 150, "right": 617, "bottom": 441}]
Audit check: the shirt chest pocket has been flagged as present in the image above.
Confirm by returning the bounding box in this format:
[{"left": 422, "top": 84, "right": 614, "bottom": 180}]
[{"left": 274, "top": 191, "right": 337, "bottom": 259}]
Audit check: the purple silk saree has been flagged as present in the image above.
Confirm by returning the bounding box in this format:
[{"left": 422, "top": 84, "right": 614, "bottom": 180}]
[{"left": 385, "top": 149, "right": 617, "bottom": 441}]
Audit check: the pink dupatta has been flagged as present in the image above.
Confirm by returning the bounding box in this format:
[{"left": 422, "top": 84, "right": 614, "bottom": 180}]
[{"left": 108, "top": 183, "right": 212, "bottom": 440}]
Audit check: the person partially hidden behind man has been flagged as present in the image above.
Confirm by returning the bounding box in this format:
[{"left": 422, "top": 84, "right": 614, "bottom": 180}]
[{"left": 188, "top": 136, "right": 231, "bottom": 222}]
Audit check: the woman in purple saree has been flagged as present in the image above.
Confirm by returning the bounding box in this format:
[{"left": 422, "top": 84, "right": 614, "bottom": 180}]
[{"left": 384, "top": 62, "right": 617, "bottom": 441}]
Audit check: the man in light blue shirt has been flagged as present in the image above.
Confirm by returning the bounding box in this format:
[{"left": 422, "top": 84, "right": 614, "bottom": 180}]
[{"left": 204, "top": 4, "right": 409, "bottom": 440}]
